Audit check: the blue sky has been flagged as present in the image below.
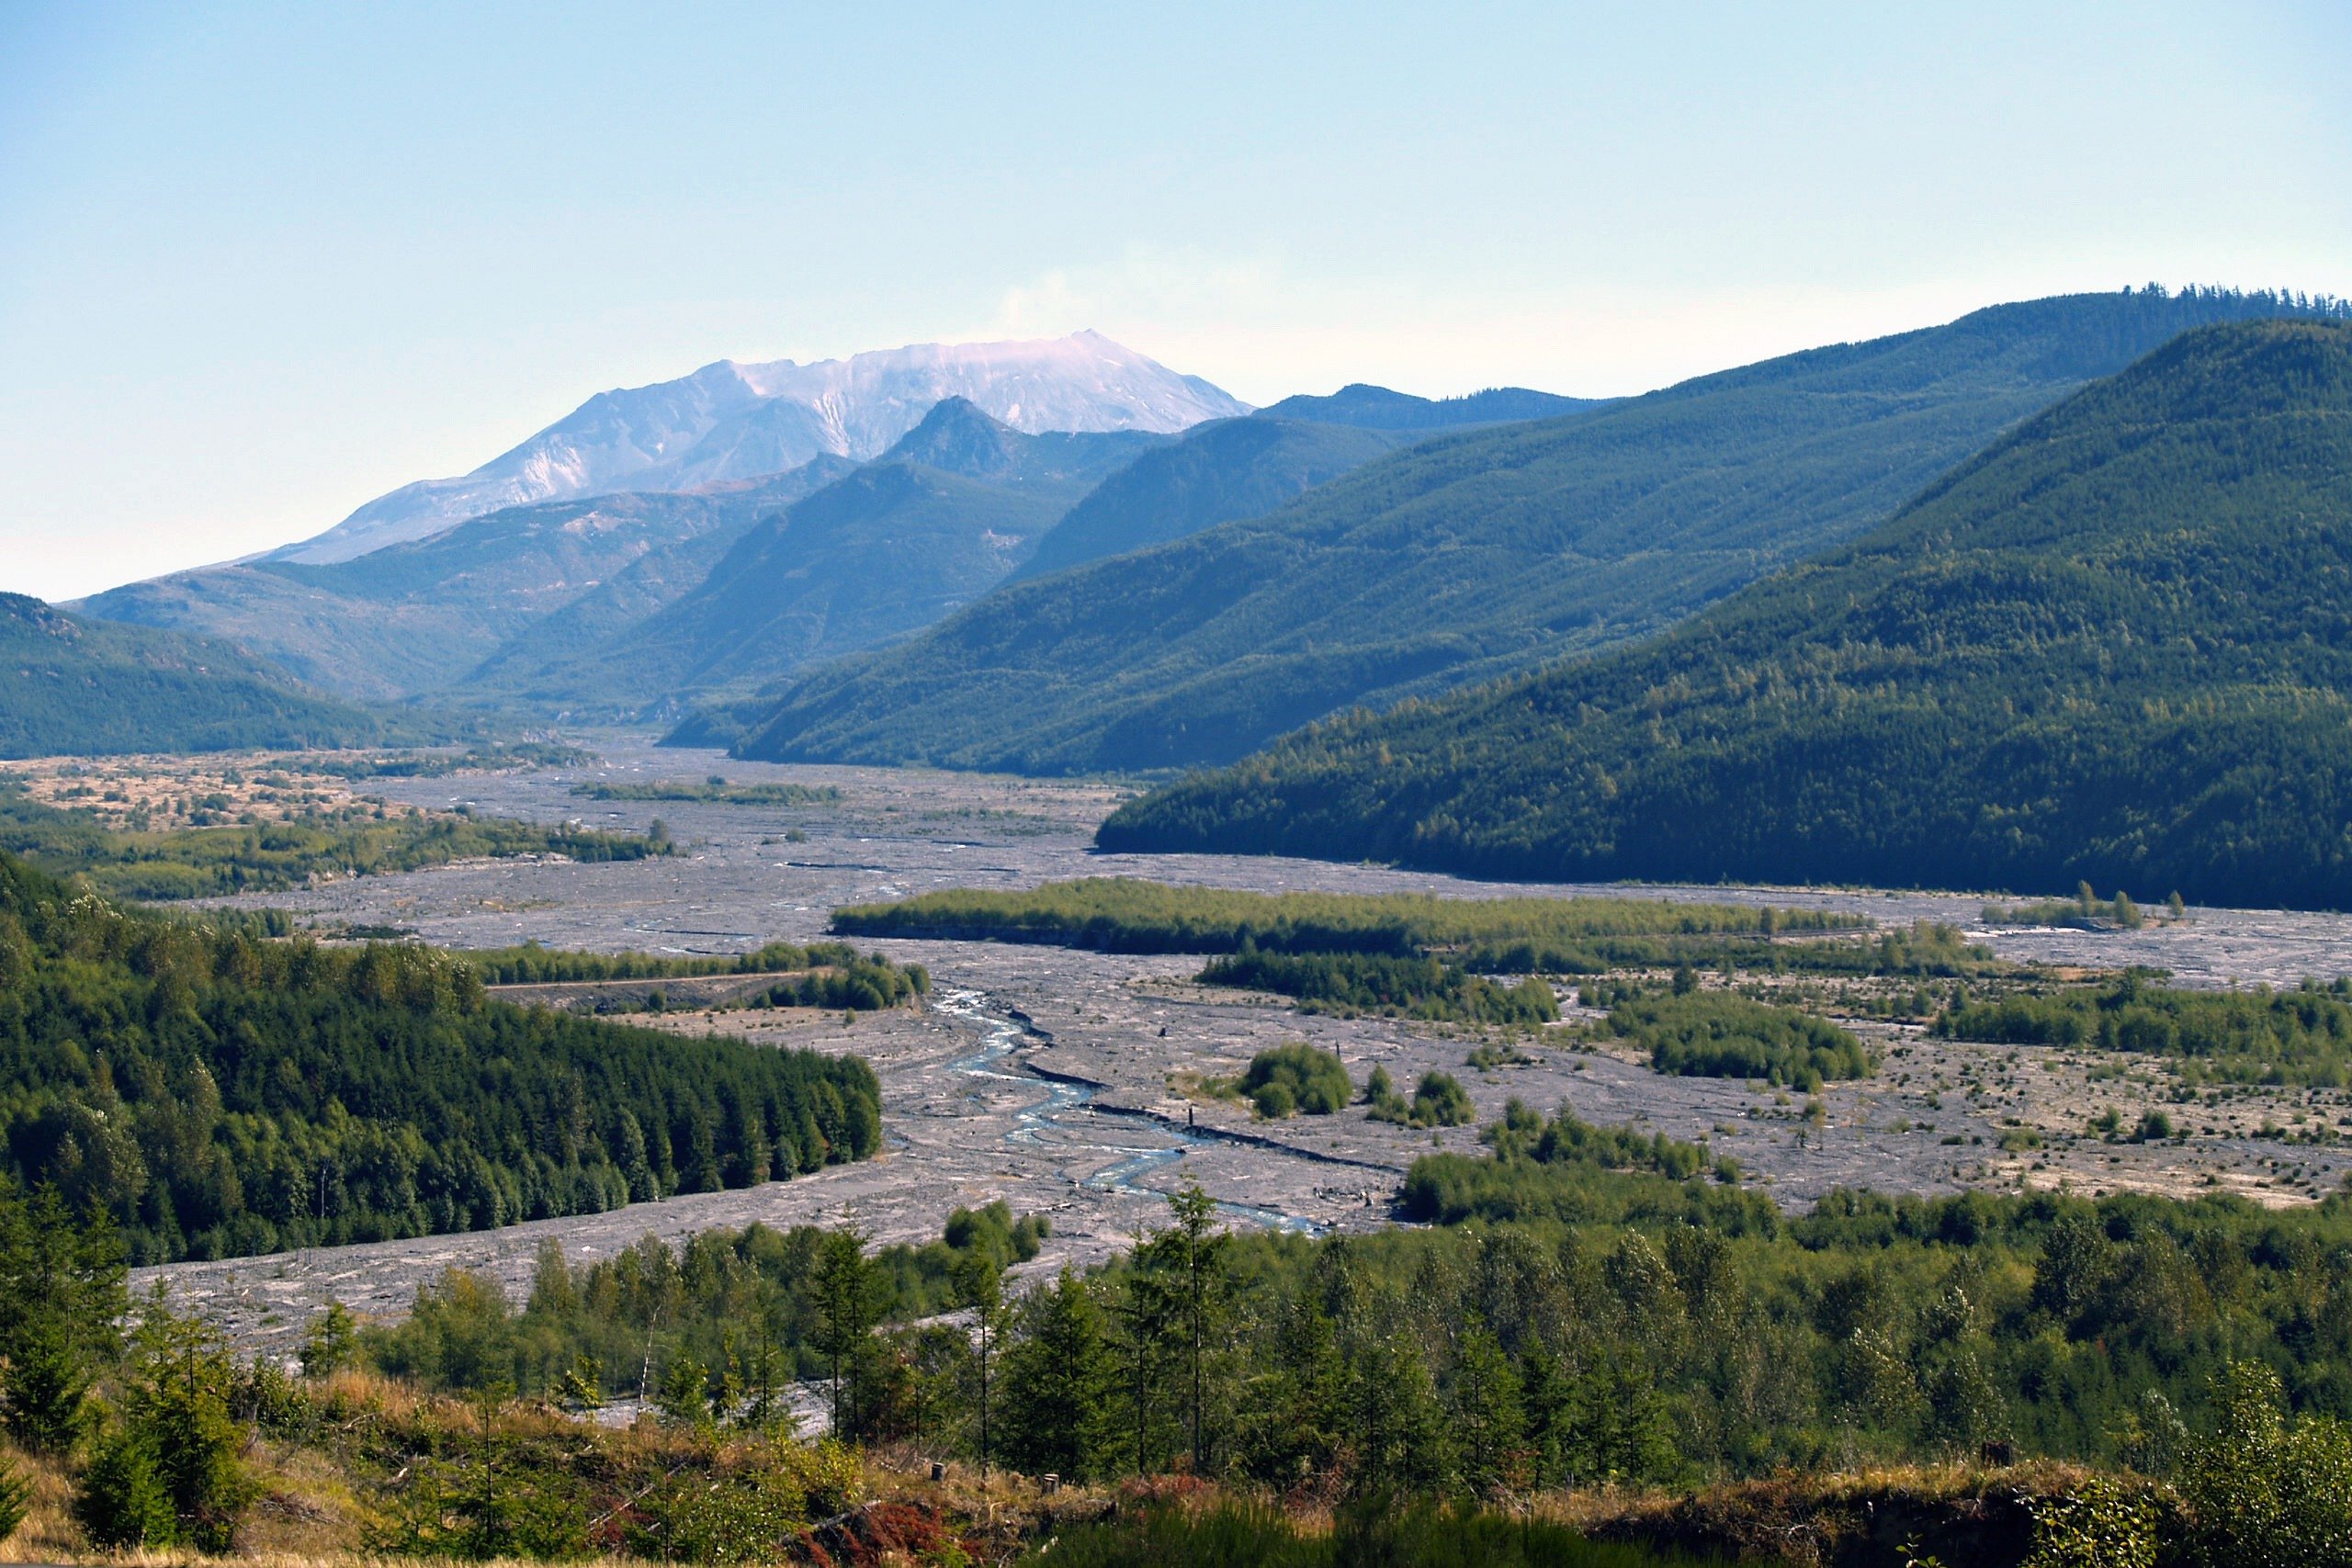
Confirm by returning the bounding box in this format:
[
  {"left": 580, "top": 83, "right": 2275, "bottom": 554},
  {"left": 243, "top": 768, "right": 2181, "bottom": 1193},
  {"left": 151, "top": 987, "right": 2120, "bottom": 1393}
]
[{"left": 3, "top": 2, "right": 2347, "bottom": 599}]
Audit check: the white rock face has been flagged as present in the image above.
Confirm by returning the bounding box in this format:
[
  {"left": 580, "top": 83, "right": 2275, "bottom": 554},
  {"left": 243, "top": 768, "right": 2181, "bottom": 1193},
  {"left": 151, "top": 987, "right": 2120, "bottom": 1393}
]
[{"left": 280, "top": 332, "right": 1248, "bottom": 563}]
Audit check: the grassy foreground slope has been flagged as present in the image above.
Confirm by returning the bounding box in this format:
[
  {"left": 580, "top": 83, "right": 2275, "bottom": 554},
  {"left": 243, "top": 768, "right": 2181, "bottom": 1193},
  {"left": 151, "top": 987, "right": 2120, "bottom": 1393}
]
[
  {"left": 735, "top": 288, "right": 2345, "bottom": 774},
  {"left": 0, "top": 594, "right": 391, "bottom": 759},
  {"left": 1103, "top": 320, "right": 2352, "bottom": 910}
]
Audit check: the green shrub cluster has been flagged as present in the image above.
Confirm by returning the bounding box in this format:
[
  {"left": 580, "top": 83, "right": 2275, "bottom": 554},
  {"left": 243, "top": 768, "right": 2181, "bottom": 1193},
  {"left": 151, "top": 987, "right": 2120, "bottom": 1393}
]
[
  {"left": 1936, "top": 974, "right": 2352, "bottom": 1085},
  {"left": 367, "top": 1203, "right": 1045, "bottom": 1411},
  {"left": 1201, "top": 950, "right": 1558, "bottom": 1024},
  {"left": 313, "top": 743, "right": 592, "bottom": 779},
  {"left": 1367, "top": 1067, "right": 1476, "bottom": 1128},
  {"left": 1401, "top": 1100, "right": 1746, "bottom": 1225},
  {"left": 467, "top": 939, "right": 928, "bottom": 1010},
  {"left": 1239, "top": 1043, "right": 1352, "bottom": 1117},
  {"left": 749, "top": 953, "right": 927, "bottom": 1011},
  {"left": 0, "top": 782, "right": 668, "bottom": 901},
  {"left": 836, "top": 877, "right": 1852, "bottom": 955},
  {"left": 833, "top": 879, "right": 2021, "bottom": 991},
  {"left": 1985, "top": 883, "right": 2167, "bottom": 930},
  {"left": 0, "top": 850, "right": 883, "bottom": 1263},
  {"left": 465, "top": 939, "right": 855, "bottom": 983},
  {"left": 1606, "top": 992, "right": 1875, "bottom": 1089}
]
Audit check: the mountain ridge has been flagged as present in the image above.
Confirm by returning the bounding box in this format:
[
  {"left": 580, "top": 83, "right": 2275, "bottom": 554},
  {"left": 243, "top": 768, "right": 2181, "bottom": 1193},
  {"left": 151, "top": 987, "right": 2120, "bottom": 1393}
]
[
  {"left": 0, "top": 592, "right": 395, "bottom": 758},
  {"left": 277, "top": 332, "right": 1249, "bottom": 564},
  {"left": 1099, "top": 318, "right": 2352, "bottom": 910},
  {"left": 1254, "top": 383, "right": 1607, "bottom": 429},
  {"left": 77, "top": 460, "right": 858, "bottom": 701},
  {"left": 730, "top": 287, "right": 2345, "bottom": 776},
  {"left": 477, "top": 407, "right": 1168, "bottom": 714},
  {"left": 1008, "top": 415, "right": 1421, "bottom": 583}
]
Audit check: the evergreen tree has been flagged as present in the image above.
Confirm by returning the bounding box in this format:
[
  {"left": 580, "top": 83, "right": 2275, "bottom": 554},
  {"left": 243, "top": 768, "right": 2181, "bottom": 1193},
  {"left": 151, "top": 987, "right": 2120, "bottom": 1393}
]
[
  {"left": 299, "top": 1302, "right": 357, "bottom": 1380},
  {"left": 1001, "top": 1268, "right": 1114, "bottom": 1479},
  {"left": 117, "top": 1291, "right": 254, "bottom": 1551},
  {"left": 1450, "top": 1322, "right": 1527, "bottom": 1496},
  {"left": 1347, "top": 1335, "right": 1451, "bottom": 1495},
  {"left": 1517, "top": 1344, "right": 1574, "bottom": 1489},
  {"left": 1234, "top": 1286, "right": 1345, "bottom": 1487},
  {"left": 953, "top": 1250, "right": 1005, "bottom": 1480},
  {"left": 1141, "top": 1183, "right": 1231, "bottom": 1475},
  {"left": 0, "top": 1182, "right": 127, "bottom": 1450},
  {"left": 811, "top": 1227, "right": 882, "bottom": 1437},
  {"left": 73, "top": 1422, "right": 175, "bottom": 1548},
  {"left": 1111, "top": 1240, "right": 1181, "bottom": 1478}
]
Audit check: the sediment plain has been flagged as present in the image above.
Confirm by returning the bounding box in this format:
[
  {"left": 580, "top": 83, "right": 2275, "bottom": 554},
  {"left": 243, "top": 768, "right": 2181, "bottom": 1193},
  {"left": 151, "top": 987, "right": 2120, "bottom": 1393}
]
[{"left": 133, "top": 735, "right": 2352, "bottom": 1353}]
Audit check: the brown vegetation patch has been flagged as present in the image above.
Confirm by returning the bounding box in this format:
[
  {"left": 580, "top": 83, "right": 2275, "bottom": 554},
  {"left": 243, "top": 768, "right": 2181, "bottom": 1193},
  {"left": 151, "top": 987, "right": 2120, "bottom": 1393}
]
[{"left": 1557, "top": 1461, "right": 2105, "bottom": 1567}]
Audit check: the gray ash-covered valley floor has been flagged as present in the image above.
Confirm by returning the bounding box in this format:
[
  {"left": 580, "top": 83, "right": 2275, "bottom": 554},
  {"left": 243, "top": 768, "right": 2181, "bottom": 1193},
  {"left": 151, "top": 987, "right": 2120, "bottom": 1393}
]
[{"left": 141, "top": 734, "right": 2352, "bottom": 1351}]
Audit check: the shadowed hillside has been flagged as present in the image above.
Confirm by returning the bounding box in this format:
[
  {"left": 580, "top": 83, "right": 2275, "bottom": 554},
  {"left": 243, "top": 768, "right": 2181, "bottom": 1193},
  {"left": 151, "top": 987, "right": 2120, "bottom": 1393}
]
[{"left": 0, "top": 594, "right": 393, "bottom": 758}]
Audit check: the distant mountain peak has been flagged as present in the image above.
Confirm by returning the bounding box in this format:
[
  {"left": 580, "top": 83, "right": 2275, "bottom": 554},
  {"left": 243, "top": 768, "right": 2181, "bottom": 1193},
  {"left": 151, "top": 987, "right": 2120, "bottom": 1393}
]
[
  {"left": 880, "top": 397, "right": 1025, "bottom": 478},
  {"left": 272, "top": 332, "right": 1249, "bottom": 565},
  {"left": 1255, "top": 382, "right": 1605, "bottom": 431}
]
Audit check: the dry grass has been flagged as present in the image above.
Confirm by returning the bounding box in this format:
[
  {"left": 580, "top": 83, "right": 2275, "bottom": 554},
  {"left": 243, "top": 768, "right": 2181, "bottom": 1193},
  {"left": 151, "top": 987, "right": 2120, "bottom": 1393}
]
[
  {"left": 1534, "top": 1459, "right": 2109, "bottom": 1566},
  {"left": 6, "top": 1381, "right": 2122, "bottom": 1568}
]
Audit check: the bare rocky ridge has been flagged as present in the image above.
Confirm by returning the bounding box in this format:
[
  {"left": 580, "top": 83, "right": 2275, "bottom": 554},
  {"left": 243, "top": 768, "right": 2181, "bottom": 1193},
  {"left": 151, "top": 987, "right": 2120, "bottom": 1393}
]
[
  {"left": 280, "top": 333, "right": 1249, "bottom": 564},
  {"left": 138, "top": 737, "right": 2352, "bottom": 1352}
]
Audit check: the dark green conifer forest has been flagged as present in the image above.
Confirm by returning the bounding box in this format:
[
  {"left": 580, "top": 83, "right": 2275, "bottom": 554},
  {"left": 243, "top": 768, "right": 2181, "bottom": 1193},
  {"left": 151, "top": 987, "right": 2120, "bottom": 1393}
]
[
  {"left": 0, "top": 594, "right": 396, "bottom": 760},
  {"left": 1105, "top": 320, "right": 2352, "bottom": 911},
  {"left": 0, "top": 851, "right": 882, "bottom": 1263},
  {"left": 738, "top": 288, "right": 2350, "bottom": 777}
]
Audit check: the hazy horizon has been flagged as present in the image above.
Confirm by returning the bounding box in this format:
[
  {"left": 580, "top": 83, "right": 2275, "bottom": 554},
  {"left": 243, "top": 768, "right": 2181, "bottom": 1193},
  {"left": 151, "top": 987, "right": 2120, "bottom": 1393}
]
[{"left": 5, "top": 2, "right": 2348, "bottom": 598}]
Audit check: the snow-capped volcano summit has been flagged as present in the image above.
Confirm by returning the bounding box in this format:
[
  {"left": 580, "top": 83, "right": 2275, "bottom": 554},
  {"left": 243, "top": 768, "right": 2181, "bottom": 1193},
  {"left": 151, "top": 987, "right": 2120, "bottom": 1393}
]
[{"left": 279, "top": 331, "right": 1248, "bottom": 563}]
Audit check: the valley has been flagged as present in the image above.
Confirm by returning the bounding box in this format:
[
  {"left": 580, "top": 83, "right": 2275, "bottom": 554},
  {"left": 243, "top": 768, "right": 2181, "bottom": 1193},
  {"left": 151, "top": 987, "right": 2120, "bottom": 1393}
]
[{"left": 129, "top": 734, "right": 2352, "bottom": 1355}]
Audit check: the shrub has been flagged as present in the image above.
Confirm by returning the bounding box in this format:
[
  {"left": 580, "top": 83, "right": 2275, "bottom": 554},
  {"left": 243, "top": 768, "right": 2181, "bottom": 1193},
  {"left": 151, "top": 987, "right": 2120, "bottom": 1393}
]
[
  {"left": 2176, "top": 1361, "right": 2352, "bottom": 1567},
  {"left": 1240, "top": 1043, "right": 1352, "bottom": 1117},
  {"left": 1202, "top": 950, "right": 1558, "bottom": 1024},
  {"left": 2022, "top": 1476, "right": 2168, "bottom": 1568},
  {"left": 1373, "top": 1071, "right": 1476, "bottom": 1129},
  {"left": 1609, "top": 993, "right": 1875, "bottom": 1086},
  {"left": 0, "top": 1459, "right": 28, "bottom": 1545},
  {"left": 73, "top": 1422, "right": 175, "bottom": 1548}
]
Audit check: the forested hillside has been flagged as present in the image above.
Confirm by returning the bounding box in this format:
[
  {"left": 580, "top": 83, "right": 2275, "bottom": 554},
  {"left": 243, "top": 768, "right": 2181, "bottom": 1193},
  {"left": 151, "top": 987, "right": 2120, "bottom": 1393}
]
[
  {"left": 1253, "top": 382, "right": 1606, "bottom": 428},
  {"left": 506, "top": 400, "right": 1161, "bottom": 712},
  {"left": 729, "top": 288, "right": 2348, "bottom": 776},
  {"left": 79, "top": 461, "right": 857, "bottom": 702},
  {"left": 1009, "top": 416, "right": 1412, "bottom": 581},
  {"left": 0, "top": 595, "right": 392, "bottom": 759},
  {"left": 1103, "top": 320, "right": 2352, "bottom": 910},
  {"left": 0, "top": 850, "right": 884, "bottom": 1262}
]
